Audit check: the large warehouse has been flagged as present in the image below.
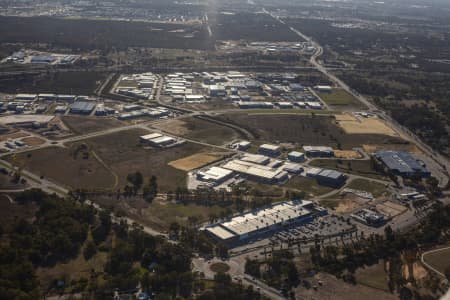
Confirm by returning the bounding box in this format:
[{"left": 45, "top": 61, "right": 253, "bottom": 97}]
[
  {"left": 205, "top": 200, "right": 325, "bottom": 245},
  {"left": 374, "top": 150, "right": 430, "bottom": 177},
  {"left": 221, "top": 159, "right": 288, "bottom": 184}
]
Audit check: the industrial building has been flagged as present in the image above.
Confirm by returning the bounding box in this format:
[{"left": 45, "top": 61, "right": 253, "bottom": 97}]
[
  {"left": 351, "top": 209, "right": 385, "bottom": 227},
  {"left": 288, "top": 151, "right": 305, "bottom": 162},
  {"left": 196, "top": 166, "right": 234, "bottom": 184},
  {"left": 240, "top": 154, "right": 270, "bottom": 165},
  {"left": 314, "top": 85, "right": 332, "bottom": 93},
  {"left": 222, "top": 159, "right": 288, "bottom": 184},
  {"left": 258, "top": 144, "right": 281, "bottom": 157},
  {"left": 69, "top": 101, "right": 96, "bottom": 114},
  {"left": 303, "top": 146, "right": 334, "bottom": 157},
  {"left": 15, "top": 94, "right": 37, "bottom": 101},
  {"left": 205, "top": 200, "right": 326, "bottom": 246},
  {"left": 306, "top": 167, "right": 347, "bottom": 187},
  {"left": 140, "top": 133, "right": 180, "bottom": 148},
  {"left": 236, "top": 140, "right": 251, "bottom": 151},
  {"left": 374, "top": 150, "right": 430, "bottom": 178}
]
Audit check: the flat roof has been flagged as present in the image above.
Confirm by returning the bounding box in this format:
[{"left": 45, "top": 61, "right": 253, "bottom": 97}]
[
  {"left": 222, "top": 159, "right": 283, "bottom": 180},
  {"left": 140, "top": 133, "right": 163, "bottom": 141},
  {"left": 206, "top": 226, "right": 236, "bottom": 240},
  {"left": 259, "top": 144, "right": 281, "bottom": 151},
  {"left": 151, "top": 136, "right": 175, "bottom": 144}
]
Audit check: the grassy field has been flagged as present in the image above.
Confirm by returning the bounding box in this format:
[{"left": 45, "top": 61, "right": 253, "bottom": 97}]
[
  {"left": 62, "top": 116, "right": 125, "bottom": 135},
  {"left": 284, "top": 176, "right": 334, "bottom": 198},
  {"left": 0, "top": 16, "right": 213, "bottom": 50},
  {"left": 309, "top": 159, "right": 387, "bottom": 180},
  {"left": 0, "top": 71, "right": 108, "bottom": 95},
  {"left": 153, "top": 117, "right": 242, "bottom": 146},
  {"left": 217, "top": 113, "right": 405, "bottom": 149},
  {"left": 318, "top": 89, "right": 365, "bottom": 108},
  {"left": 77, "top": 128, "right": 217, "bottom": 191},
  {"left": 346, "top": 178, "right": 389, "bottom": 198},
  {"left": 7, "top": 146, "right": 116, "bottom": 190},
  {"left": 422, "top": 246, "right": 450, "bottom": 274},
  {"left": 355, "top": 262, "right": 390, "bottom": 291}
]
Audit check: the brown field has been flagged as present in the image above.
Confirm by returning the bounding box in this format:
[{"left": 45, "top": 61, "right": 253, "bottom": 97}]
[
  {"left": 363, "top": 143, "right": 422, "bottom": 155},
  {"left": 77, "top": 128, "right": 217, "bottom": 191},
  {"left": 0, "top": 131, "right": 29, "bottom": 142},
  {"left": 7, "top": 146, "right": 116, "bottom": 190},
  {"left": 152, "top": 117, "right": 242, "bottom": 145},
  {"left": 376, "top": 201, "right": 407, "bottom": 218},
  {"left": 61, "top": 115, "right": 125, "bottom": 135},
  {"left": 21, "top": 136, "right": 46, "bottom": 146},
  {"left": 217, "top": 113, "right": 405, "bottom": 149},
  {"left": 334, "top": 149, "right": 363, "bottom": 159},
  {"left": 320, "top": 195, "right": 366, "bottom": 213},
  {"left": 336, "top": 113, "right": 398, "bottom": 137},
  {"left": 169, "top": 152, "right": 230, "bottom": 171}
]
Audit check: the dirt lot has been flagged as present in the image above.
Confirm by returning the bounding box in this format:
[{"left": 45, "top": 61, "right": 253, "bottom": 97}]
[
  {"left": 336, "top": 113, "right": 398, "bottom": 137},
  {"left": 169, "top": 152, "right": 230, "bottom": 171},
  {"left": 334, "top": 149, "right": 363, "bottom": 159},
  {"left": 294, "top": 272, "right": 397, "bottom": 300},
  {"left": 0, "top": 131, "right": 28, "bottom": 142},
  {"left": 62, "top": 115, "right": 125, "bottom": 135},
  {"left": 345, "top": 178, "right": 390, "bottom": 198},
  {"left": 21, "top": 136, "right": 46, "bottom": 146},
  {"left": 320, "top": 194, "right": 367, "bottom": 212},
  {"left": 217, "top": 113, "right": 405, "bottom": 149},
  {"left": 376, "top": 201, "right": 407, "bottom": 218},
  {"left": 77, "top": 128, "right": 217, "bottom": 191},
  {"left": 152, "top": 117, "right": 242, "bottom": 145},
  {"left": 7, "top": 146, "right": 116, "bottom": 190},
  {"left": 284, "top": 176, "right": 334, "bottom": 198}
]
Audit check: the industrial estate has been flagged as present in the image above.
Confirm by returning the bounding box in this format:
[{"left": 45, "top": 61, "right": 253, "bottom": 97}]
[{"left": 0, "top": 1, "right": 449, "bottom": 300}]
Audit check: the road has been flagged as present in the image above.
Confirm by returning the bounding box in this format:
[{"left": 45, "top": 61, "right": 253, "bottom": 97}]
[{"left": 266, "top": 9, "right": 450, "bottom": 187}]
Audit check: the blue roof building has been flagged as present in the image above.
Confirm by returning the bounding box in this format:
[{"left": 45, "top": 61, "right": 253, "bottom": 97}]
[{"left": 374, "top": 150, "right": 430, "bottom": 177}]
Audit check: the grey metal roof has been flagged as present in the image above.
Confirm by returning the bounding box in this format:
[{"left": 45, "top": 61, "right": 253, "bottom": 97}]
[{"left": 375, "top": 150, "right": 428, "bottom": 174}]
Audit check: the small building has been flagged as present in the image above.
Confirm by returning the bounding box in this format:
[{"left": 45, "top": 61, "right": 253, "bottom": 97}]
[
  {"left": 351, "top": 209, "right": 385, "bottom": 227},
  {"left": 35, "top": 104, "right": 47, "bottom": 114},
  {"left": 258, "top": 144, "right": 281, "bottom": 157},
  {"left": 70, "top": 101, "right": 96, "bottom": 114},
  {"left": 236, "top": 140, "right": 251, "bottom": 151},
  {"left": 315, "top": 169, "right": 347, "bottom": 188},
  {"left": 197, "top": 166, "right": 234, "bottom": 184},
  {"left": 288, "top": 151, "right": 305, "bottom": 162},
  {"left": 283, "top": 163, "right": 303, "bottom": 174},
  {"left": 30, "top": 55, "right": 56, "bottom": 64},
  {"left": 15, "top": 94, "right": 37, "bottom": 101},
  {"left": 303, "top": 146, "right": 334, "bottom": 157},
  {"left": 54, "top": 105, "right": 68, "bottom": 113},
  {"left": 38, "top": 93, "right": 57, "bottom": 101},
  {"left": 289, "top": 83, "right": 304, "bottom": 91},
  {"left": 314, "top": 85, "right": 332, "bottom": 93},
  {"left": 277, "top": 102, "right": 294, "bottom": 109},
  {"left": 209, "top": 85, "right": 226, "bottom": 97}
]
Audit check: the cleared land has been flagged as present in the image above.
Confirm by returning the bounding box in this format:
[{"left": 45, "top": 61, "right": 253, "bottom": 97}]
[
  {"left": 422, "top": 246, "right": 450, "bottom": 274},
  {"left": 336, "top": 114, "right": 398, "bottom": 137},
  {"left": 77, "top": 128, "right": 217, "bottom": 191},
  {"left": 334, "top": 150, "right": 363, "bottom": 159},
  {"left": 318, "top": 89, "right": 365, "bottom": 108},
  {"left": 363, "top": 143, "right": 421, "bottom": 155},
  {"left": 210, "top": 262, "right": 230, "bottom": 273},
  {"left": 346, "top": 178, "right": 389, "bottom": 198},
  {"left": 285, "top": 176, "right": 334, "bottom": 198},
  {"left": 217, "top": 113, "right": 405, "bottom": 149},
  {"left": 62, "top": 115, "right": 125, "bottom": 135},
  {"left": 21, "top": 137, "right": 46, "bottom": 146},
  {"left": 7, "top": 146, "right": 116, "bottom": 190},
  {"left": 152, "top": 117, "right": 242, "bottom": 145},
  {"left": 169, "top": 152, "right": 230, "bottom": 171},
  {"left": 376, "top": 201, "right": 407, "bottom": 218},
  {"left": 0, "top": 131, "right": 28, "bottom": 142},
  {"left": 309, "top": 159, "right": 387, "bottom": 180}
]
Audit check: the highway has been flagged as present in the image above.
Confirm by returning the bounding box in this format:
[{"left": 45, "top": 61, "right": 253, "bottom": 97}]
[{"left": 266, "top": 10, "right": 450, "bottom": 187}]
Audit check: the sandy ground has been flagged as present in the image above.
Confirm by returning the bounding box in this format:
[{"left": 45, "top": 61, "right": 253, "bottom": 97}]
[
  {"left": 335, "top": 196, "right": 366, "bottom": 213},
  {"left": 376, "top": 201, "right": 407, "bottom": 218},
  {"left": 334, "top": 150, "right": 363, "bottom": 159},
  {"left": 0, "top": 131, "right": 29, "bottom": 142},
  {"left": 336, "top": 113, "right": 398, "bottom": 137},
  {"left": 168, "top": 152, "right": 226, "bottom": 171},
  {"left": 295, "top": 273, "right": 398, "bottom": 300}
]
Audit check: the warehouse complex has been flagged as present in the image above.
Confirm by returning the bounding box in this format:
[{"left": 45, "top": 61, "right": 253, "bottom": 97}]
[
  {"left": 374, "top": 150, "right": 430, "bottom": 178},
  {"left": 140, "top": 133, "right": 183, "bottom": 148},
  {"left": 205, "top": 200, "right": 327, "bottom": 246}
]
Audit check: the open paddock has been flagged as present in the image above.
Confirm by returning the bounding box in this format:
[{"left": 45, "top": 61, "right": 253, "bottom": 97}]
[
  {"left": 217, "top": 113, "right": 406, "bottom": 149},
  {"left": 336, "top": 113, "right": 398, "bottom": 137},
  {"left": 169, "top": 152, "right": 230, "bottom": 171},
  {"left": 62, "top": 115, "right": 125, "bottom": 135}
]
